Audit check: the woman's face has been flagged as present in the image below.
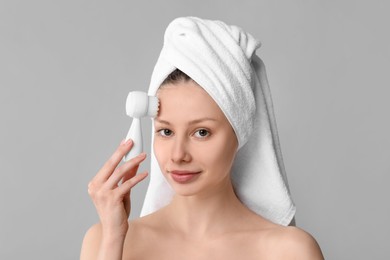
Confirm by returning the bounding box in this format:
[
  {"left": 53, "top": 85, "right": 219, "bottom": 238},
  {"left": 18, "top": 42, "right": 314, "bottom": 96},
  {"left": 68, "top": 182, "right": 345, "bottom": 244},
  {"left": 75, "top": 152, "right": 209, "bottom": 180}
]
[{"left": 153, "top": 80, "right": 238, "bottom": 197}]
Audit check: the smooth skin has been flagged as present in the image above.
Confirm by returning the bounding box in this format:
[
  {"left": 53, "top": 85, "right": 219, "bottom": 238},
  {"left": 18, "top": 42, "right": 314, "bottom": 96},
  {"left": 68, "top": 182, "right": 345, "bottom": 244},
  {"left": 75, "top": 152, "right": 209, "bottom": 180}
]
[
  {"left": 80, "top": 139, "right": 148, "bottom": 260},
  {"left": 81, "top": 81, "right": 324, "bottom": 260}
]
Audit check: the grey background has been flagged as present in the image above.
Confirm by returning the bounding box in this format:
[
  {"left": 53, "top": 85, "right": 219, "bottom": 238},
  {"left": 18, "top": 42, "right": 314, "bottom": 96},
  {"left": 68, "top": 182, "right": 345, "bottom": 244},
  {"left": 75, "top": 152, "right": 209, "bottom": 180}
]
[{"left": 1, "top": 0, "right": 389, "bottom": 259}]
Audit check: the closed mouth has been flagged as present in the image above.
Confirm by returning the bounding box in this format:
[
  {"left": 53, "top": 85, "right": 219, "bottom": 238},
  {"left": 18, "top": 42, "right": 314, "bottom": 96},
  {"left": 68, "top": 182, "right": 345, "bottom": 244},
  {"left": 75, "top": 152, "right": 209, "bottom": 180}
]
[
  {"left": 169, "top": 170, "right": 201, "bottom": 175},
  {"left": 168, "top": 170, "right": 202, "bottom": 183}
]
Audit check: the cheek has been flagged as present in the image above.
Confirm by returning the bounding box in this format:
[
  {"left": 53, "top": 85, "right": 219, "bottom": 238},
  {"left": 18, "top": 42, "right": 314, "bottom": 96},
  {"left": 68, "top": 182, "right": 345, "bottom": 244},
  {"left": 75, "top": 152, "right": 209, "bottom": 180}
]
[
  {"left": 153, "top": 139, "right": 167, "bottom": 169},
  {"left": 203, "top": 137, "right": 237, "bottom": 174}
]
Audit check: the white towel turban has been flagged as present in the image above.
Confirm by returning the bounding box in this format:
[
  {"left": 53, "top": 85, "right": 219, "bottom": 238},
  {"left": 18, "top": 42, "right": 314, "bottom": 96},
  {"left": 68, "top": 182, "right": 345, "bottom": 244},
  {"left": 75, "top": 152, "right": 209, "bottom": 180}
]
[{"left": 141, "top": 17, "right": 296, "bottom": 226}]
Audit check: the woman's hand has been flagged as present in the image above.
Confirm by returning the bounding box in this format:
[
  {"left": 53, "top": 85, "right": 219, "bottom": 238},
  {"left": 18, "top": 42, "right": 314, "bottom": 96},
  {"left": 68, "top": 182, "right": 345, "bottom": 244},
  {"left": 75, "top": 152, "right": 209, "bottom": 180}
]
[{"left": 87, "top": 139, "right": 148, "bottom": 239}]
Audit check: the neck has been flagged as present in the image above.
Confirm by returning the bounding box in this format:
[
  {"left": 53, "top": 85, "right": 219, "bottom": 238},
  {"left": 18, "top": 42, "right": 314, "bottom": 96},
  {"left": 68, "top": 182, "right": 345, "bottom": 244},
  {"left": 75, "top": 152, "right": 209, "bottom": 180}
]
[{"left": 164, "top": 177, "right": 249, "bottom": 238}]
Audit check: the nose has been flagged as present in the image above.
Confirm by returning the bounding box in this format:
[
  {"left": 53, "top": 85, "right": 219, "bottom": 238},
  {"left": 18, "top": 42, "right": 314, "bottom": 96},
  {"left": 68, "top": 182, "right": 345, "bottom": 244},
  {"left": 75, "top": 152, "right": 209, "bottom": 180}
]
[{"left": 170, "top": 136, "right": 191, "bottom": 163}]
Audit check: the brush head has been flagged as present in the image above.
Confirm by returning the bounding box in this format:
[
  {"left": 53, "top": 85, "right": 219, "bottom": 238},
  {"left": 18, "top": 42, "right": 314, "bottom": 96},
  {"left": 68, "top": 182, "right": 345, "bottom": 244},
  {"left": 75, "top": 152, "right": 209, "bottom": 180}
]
[{"left": 126, "top": 91, "right": 159, "bottom": 118}]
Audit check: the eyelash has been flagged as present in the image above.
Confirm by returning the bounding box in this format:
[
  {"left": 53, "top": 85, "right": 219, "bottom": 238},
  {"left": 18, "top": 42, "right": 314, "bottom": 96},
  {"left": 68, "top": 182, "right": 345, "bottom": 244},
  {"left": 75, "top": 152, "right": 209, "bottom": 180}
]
[
  {"left": 194, "top": 129, "right": 210, "bottom": 138},
  {"left": 155, "top": 128, "right": 211, "bottom": 139},
  {"left": 157, "top": 129, "right": 173, "bottom": 137}
]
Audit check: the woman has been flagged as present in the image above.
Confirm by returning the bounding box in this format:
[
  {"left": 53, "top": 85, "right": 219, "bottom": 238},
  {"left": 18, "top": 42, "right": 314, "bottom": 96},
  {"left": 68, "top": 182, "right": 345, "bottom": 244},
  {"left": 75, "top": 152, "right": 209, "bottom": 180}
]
[{"left": 81, "top": 17, "right": 324, "bottom": 259}]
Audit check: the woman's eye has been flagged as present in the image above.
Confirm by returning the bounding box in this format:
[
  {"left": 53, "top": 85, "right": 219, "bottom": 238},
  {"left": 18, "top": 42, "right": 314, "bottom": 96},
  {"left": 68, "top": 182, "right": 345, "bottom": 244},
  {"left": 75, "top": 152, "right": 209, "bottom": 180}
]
[
  {"left": 158, "top": 129, "right": 173, "bottom": 137},
  {"left": 194, "top": 129, "right": 210, "bottom": 138}
]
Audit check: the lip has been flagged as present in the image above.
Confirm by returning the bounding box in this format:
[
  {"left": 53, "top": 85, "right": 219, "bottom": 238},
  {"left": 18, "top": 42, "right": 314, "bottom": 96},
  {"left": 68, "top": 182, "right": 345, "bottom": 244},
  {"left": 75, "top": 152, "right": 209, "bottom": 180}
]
[{"left": 169, "top": 170, "right": 201, "bottom": 184}]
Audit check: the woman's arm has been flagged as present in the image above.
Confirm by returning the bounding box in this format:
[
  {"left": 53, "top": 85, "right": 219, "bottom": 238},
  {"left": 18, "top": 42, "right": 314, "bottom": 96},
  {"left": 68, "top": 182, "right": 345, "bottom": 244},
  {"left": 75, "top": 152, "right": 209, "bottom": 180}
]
[
  {"left": 80, "top": 223, "right": 126, "bottom": 260},
  {"left": 80, "top": 139, "right": 148, "bottom": 260}
]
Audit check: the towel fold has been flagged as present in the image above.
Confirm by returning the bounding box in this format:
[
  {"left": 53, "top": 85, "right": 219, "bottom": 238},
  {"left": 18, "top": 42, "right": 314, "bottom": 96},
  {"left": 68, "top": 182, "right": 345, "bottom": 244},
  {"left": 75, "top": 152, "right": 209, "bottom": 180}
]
[{"left": 140, "top": 17, "right": 296, "bottom": 226}]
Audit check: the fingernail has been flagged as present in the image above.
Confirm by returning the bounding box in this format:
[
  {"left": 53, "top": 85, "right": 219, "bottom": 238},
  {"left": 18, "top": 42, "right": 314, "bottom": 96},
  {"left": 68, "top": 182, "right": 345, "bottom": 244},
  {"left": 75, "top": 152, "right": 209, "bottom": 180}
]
[
  {"left": 138, "top": 152, "right": 146, "bottom": 158},
  {"left": 120, "top": 139, "right": 126, "bottom": 145},
  {"left": 123, "top": 139, "right": 132, "bottom": 145}
]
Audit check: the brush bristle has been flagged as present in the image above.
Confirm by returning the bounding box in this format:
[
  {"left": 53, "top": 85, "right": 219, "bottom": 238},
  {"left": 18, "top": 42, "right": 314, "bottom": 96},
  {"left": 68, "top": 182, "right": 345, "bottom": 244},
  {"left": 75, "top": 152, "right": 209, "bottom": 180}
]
[{"left": 148, "top": 96, "right": 159, "bottom": 117}]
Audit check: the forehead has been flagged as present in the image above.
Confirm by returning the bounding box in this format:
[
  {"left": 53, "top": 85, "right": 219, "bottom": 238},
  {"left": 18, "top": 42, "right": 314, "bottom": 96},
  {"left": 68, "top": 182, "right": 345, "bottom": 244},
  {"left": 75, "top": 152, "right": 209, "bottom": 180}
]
[{"left": 156, "top": 81, "right": 226, "bottom": 121}]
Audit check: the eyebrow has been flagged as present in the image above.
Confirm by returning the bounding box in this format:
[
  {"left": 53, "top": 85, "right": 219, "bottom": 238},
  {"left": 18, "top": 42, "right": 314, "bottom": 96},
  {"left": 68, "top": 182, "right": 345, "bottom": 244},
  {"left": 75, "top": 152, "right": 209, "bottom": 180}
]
[{"left": 155, "top": 117, "right": 218, "bottom": 126}]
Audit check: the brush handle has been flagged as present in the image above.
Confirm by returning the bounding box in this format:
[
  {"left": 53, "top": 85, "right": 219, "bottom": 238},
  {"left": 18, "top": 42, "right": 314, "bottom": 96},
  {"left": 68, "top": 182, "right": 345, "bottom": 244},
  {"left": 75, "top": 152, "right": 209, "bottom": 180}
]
[{"left": 123, "top": 117, "right": 142, "bottom": 161}]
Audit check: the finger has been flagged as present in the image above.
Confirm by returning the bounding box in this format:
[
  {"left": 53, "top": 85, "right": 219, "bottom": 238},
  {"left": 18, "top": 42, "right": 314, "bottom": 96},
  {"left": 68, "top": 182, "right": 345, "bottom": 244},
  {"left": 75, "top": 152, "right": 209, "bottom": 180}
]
[
  {"left": 105, "top": 153, "right": 147, "bottom": 188},
  {"left": 95, "top": 139, "right": 133, "bottom": 182},
  {"left": 124, "top": 195, "right": 131, "bottom": 217},
  {"left": 116, "top": 172, "right": 148, "bottom": 195},
  {"left": 122, "top": 163, "right": 140, "bottom": 183}
]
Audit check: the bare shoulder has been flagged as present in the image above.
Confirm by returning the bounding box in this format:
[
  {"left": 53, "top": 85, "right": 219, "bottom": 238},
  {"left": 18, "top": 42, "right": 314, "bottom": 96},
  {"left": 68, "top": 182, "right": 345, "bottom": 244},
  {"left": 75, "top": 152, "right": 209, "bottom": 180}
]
[
  {"left": 123, "top": 212, "right": 167, "bottom": 257},
  {"left": 126, "top": 210, "right": 169, "bottom": 244},
  {"left": 125, "top": 216, "right": 153, "bottom": 241},
  {"left": 265, "top": 226, "right": 324, "bottom": 260},
  {"left": 80, "top": 223, "right": 102, "bottom": 259},
  {"left": 81, "top": 218, "right": 159, "bottom": 259}
]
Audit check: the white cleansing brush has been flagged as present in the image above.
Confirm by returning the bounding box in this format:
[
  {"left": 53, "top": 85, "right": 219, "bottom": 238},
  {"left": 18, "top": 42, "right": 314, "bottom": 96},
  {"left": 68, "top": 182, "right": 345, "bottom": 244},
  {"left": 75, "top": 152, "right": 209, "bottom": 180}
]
[{"left": 123, "top": 91, "right": 159, "bottom": 161}]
